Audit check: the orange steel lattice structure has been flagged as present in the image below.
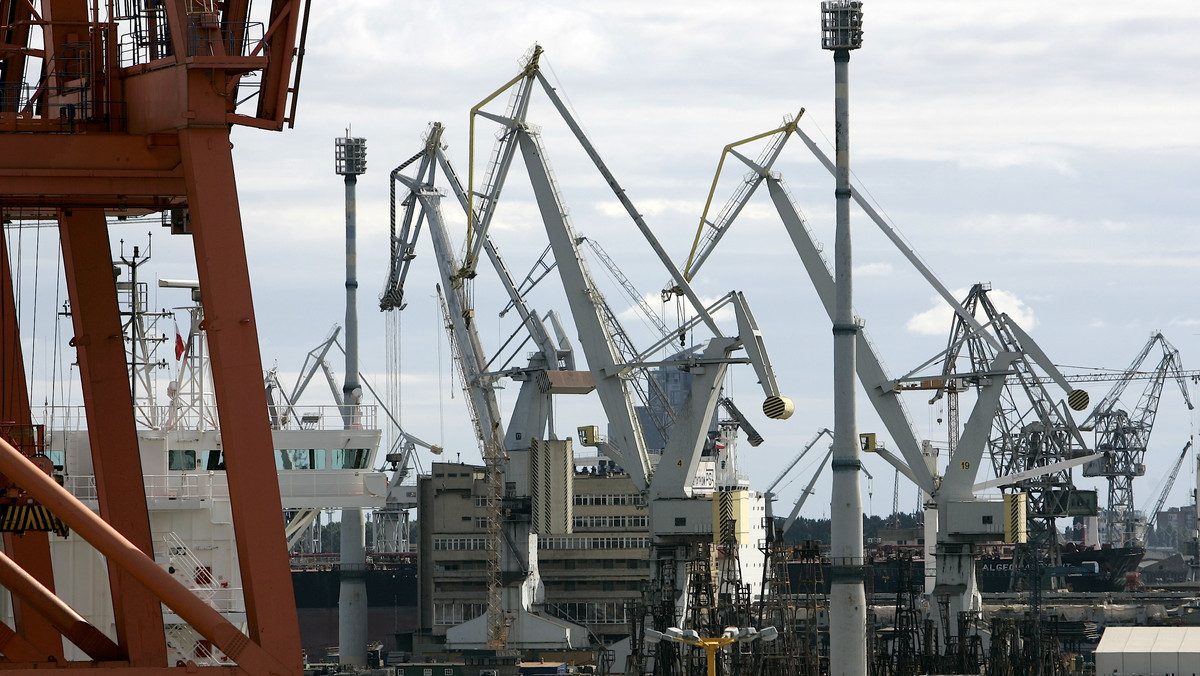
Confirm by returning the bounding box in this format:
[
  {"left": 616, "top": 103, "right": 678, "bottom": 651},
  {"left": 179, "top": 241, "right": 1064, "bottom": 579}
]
[{"left": 0, "top": 0, "right": 311, "bottom": 673}]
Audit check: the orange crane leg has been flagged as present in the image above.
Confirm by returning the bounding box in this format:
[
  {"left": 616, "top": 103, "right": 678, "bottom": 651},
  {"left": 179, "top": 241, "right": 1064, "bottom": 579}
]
[
  {"left": 180, "top": 126, "right": 302, "bottom": 670},
  {"left": 58, "top": 208, "right": 167, "bottom": 666},
  {"left": 0, "top": 225, "right": 65, "bottom": 661}
]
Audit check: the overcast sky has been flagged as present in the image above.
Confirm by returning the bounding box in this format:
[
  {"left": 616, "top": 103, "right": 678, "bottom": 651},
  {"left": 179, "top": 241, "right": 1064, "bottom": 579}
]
[{"left": 10, "top": 0, "right": 1200, "bottom": 520}]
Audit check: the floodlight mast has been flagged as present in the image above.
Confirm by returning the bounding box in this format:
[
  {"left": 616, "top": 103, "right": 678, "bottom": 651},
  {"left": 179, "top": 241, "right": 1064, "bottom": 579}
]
[
  {"left": 821, "top": 3, "right": 866, "bottom": 676},
  {"left": 334, "top": 132, "right": 369, "bottom": 667}
]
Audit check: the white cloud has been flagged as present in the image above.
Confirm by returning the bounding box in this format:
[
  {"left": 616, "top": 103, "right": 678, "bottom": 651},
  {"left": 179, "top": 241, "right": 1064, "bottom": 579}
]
[
  {"left": 594, "top": 199, "right": 698, "bottom": 219},
  {"left": 854, "top": 262, "right": 893, "bottom": 277},
  {"left": 906, "top": 288, "right": 1036, "bottom": 336}
]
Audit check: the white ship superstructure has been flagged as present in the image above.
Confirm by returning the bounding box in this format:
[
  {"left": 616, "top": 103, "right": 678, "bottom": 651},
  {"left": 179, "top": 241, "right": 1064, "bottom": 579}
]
[{"left": 4, "top": 263, "right": 386, "bottom": 664}]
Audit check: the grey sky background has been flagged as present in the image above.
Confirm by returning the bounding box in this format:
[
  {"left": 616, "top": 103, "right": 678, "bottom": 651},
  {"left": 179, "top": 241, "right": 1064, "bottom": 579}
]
[{"left": 11, "top": 1, "right": 1200, "bottom": 520}]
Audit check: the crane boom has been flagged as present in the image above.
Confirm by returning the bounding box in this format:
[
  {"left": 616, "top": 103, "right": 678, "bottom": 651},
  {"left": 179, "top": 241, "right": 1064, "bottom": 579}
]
[
  {"left": 780, "top": 447, "right": 835, "bottom": 536},
  {"left": 716, "top": 397, "right": 765, "bottom": 447},
  {"left": 765, "top": 428, "right": 833, "bottom": 495},
  {"left": 1144, "top": 441, "right": 1192, "bottom": 534}
]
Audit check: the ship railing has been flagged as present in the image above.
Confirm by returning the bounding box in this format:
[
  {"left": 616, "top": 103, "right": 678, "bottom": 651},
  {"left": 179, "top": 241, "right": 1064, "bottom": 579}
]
[
  {"left": 161, "top": 586, "right": 246, "bottom": 615},
  {"left": 35, "top": 403, "right": 378, "bottom": 433},
  {"left": 34, "top": 406, "right": 88, "bottom": 433},
  {"left": 268, "top": 404, "right": 378, "bottom": 431},
  {"left": 290, "top": 551, "right": 416, "bottom": 569},
  {"left": 143, "top": 473, "right": 212, "bottom": 500},
  {"left": 65, "top": 470, "right": 384, "bottom": 506},
  {"left": 63, "top": 473, "right": 215, "bottom": 502}
]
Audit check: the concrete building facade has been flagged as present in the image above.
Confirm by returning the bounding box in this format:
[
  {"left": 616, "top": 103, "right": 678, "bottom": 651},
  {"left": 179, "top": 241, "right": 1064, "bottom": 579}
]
[{"left": 417, "top": 461, "right": 651, "bottom": 647}]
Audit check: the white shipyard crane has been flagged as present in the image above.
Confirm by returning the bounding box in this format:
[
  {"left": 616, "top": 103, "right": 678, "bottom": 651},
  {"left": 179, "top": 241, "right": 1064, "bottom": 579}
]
[
  {"left": 382, "top": 122, "right": 594, "bottom": 651},
  {"left": 761, "top": 428, "right": 833, "bottom": 534},
  {"left": 445, "top": 48, "right": 796, "bottom": 656},
  {"left": 683, "top": 110, "right": 1098, "bottom": 643}
]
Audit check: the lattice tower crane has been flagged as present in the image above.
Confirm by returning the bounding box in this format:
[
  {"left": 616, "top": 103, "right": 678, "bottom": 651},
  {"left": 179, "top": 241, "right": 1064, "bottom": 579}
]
[
  {"left": 436, "top": 285, "right": 507, "bottom": 648},
  {"left": 1078, "top": 332, "right": 1193, "bottom": 546}
]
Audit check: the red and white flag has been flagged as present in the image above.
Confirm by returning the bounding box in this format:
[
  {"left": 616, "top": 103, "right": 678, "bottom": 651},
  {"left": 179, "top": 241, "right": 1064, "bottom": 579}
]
[{"left": 174, "top": 320, "right": 187, "bottom": 361}]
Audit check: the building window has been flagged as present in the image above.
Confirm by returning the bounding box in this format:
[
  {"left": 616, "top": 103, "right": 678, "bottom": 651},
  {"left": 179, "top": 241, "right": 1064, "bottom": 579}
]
[
  {"left": 433, "top": 602, "right": 485, "bottom": 625},
  {"left": 554, "top": 601, "right": 630, "bottom": 625},
  {"left": 539, "top": 536, "right": 651, "bottom": 551},
  {"left": 572, "top": 493, "right": 645, "bottom": 507},
  {"left": 572, "top": 514, "right": 648, "bottom": 530},
  {"left": 433, "top": 537, "right": 489, "bottom": 551}
]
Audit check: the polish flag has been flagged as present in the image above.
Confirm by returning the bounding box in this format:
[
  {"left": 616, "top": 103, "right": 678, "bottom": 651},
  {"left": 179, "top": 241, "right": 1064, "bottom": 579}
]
[{"left": 174, "top": 321, "right": 187, "bottom": 361}]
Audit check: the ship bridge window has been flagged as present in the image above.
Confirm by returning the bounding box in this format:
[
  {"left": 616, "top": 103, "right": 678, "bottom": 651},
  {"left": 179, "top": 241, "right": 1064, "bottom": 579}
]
[
  {"left": 169, "top": 449, "right": 197, "bottom": 471},
  {"left": 276, "top": 449, "right": 327, "bottom": 470},
  {"left": 203, "top": 450, "right": 225, "bottom": 471},
  {"left": 331, "top": 448, "right": 369, "bottom": 469}
]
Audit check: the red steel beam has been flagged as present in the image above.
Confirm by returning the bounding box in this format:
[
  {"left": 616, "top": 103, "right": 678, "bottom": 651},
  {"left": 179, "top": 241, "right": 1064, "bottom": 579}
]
[
  {"left": 0, "top": 619, "right": 47, "bottom": 663},
  {"left": 0, "top": 435, "right": 294, "bottom": 675},
  {"left": 0, "top": 0, "right": 34, "bottom": 114},
  {"left": 179, "top": 125, "right": 302, "bottom": 670},
  {"left": 57, "top": 208, "right": 166, "bottom": 666},
  {"left": 0, "top": 225, "right": 65, "bottom": 660},
  {"left": 255, "top": 0, "right": 301, "bottom": 126},
  {"left": 0, "top": 549, "right": 123, "bottom": 661},
  {"left": 0, "top": 133, "right": 184, "bottom": 171}
]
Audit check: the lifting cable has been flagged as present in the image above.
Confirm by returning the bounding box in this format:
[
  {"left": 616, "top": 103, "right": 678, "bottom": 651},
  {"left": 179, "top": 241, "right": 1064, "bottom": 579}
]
[{"left": 50, "top": 229, "right": 65, "bottom": 431}]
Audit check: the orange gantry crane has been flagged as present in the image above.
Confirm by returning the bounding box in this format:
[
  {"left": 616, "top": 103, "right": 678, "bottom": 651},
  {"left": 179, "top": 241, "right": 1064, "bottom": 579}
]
[{"left": 0, "top": 0, "right": 310, "bottom": 673}]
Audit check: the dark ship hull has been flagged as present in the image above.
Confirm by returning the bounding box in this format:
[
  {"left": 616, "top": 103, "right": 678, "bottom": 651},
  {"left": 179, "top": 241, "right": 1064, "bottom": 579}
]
[
  {"left": 292, "top": 554, "right": 419, "bottom": 657},
  {"left": 975, "top": 545, "right": 1144, "bottom": 593}
]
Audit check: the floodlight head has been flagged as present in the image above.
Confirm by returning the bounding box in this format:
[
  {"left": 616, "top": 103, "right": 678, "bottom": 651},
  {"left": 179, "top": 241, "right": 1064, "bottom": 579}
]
[
  {"left": 664, "top": 627, "right": 685, "bottom": 641},
  {"left": 682, "top": 630, "right": 700, "bottom": 643},
  {"left": 821, "top": 0, "right": 864, "bottom": 51},
  {"left": 759, "top": 626, "right": 779, "bottom": 643},
  {"left": 335, "top": 135, "right": 368, "bottom": 176},
  {"left": 736, "top": 627, "right": 758, "bottom": 643},
  {"left": 644, "top": 629, "right": 664, "bottom": 644},
  {"left": 722, "top": 627, "right": 738, "bottom": 640}
]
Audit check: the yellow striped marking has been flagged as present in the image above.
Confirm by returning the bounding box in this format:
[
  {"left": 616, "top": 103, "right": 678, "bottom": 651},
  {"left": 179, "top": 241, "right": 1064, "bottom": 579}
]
[{"left": 0, "top": 504, "right": 69, "bottom": 537}]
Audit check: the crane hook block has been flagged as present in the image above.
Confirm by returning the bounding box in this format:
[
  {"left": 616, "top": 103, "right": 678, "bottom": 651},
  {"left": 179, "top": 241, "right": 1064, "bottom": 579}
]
[
  {"left": 1067, "top": 389, "right": 1089, "bottom": 411},
  {"left": 762, "top": 396, "right": 795, "bottom": 420}
]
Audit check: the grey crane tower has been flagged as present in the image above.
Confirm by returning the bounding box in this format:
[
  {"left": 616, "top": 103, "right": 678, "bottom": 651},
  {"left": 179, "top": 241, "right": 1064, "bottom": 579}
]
[
  {"left": 335, "top": 132, "right": 369, "bottom": 667},
  {"left": 821, "top": 3, "right": 866, "bottom": 676}
]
